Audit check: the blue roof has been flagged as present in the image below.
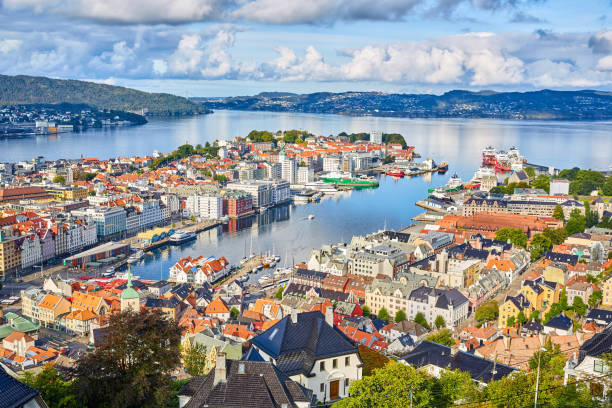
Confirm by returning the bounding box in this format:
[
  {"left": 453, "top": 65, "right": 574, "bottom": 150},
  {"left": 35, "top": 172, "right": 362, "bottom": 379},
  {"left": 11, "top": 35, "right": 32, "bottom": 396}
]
[
  {"left": 545, "top": 314, "right": 572, "bottom": 331},
  {"left": 0, "top": 366, "right": 40, "bottom": 408},
  {"left": 251, "top": 311, "right": 358, "bottom": 376},
  {"left": 371, "top": 318, "right": 387, "bottom": 331},
  {"left": 587, "top": 309, "right": 612, "bottom": 323},
  {"left": 242, "top": 346, "right": 265, "bottom": 362}
]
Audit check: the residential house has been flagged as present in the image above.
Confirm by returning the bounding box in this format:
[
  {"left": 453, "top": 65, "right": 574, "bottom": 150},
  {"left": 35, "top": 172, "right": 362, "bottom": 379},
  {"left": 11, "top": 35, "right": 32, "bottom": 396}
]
[
  {"left": 144, "top": 297, "right": 182, "bottom": 320},
  {"left": 246, "top": 310, "right": 362, "bottom": 403},
  {"left": 205, "top": 297, "right": 231, "bottom": 321},
  {"left": 544, "top": 314, "right": 573, "bottom": 335},
  {"left": 0, "top": 365, "right": 48, "bottom": 408},
  {"left": 64, "top": 310, "right": 97, "bottom": 336},
  {"left": 498, "top": 293, "right": 533, "bottom": 328},
  {"left": 71, "top": 291, "right": 109, "bottom": 315},
  {"left": 37, "top": 294, "right": 71, "bottom": 329}
]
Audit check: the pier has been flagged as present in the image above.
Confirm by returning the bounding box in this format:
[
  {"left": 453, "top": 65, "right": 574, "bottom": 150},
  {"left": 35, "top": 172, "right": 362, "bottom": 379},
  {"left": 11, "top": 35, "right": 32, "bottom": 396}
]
[{"left": 213, "top": 254, "right": 266, "bottom": 288}]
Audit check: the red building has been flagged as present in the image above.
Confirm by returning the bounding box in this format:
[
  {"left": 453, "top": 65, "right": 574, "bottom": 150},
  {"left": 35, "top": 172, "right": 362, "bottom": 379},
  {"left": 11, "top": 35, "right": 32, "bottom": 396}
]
[{"left": 222, "top": 191, "right": 253, "bottom": 218}]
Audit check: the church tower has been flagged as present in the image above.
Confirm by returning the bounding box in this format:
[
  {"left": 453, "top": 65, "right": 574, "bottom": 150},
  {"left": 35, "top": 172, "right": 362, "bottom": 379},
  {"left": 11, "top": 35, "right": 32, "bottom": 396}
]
[{"left": 120, "top": 266, "right": 140, "bottom": 312}]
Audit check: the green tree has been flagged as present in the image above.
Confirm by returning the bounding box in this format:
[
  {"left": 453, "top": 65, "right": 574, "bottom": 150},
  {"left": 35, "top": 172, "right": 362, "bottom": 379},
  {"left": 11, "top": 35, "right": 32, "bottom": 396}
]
[
  {"left": 552, "top": 204, "right": 565, "bottom": 221},
  {"left": 529, "top": 310, "right": 540, "bottom": 322},
  {"left": 475, "top": 300, "right": 498, "bottom": 322},
  {"left": 378, "top": 307, "right": 390, "bottom": 323},
  {"left": 585, "top": 202, "right": 599, "bottom": 228},
  {"left": 230, "top": 307, "right": 240, "bottom": 319},
  {"left": 566, "top": 211, "right": 587, "bottom": 235},
  {"left": 506, "top": 316, "right": 516, "bottom": 327},
  {"left": 532, "top": 174, "right": 550, "bottom": 193},
  {"left": 414, "top": 312, "right": 430, "bottom": 330},
  {"left": 542, "top": 227, "right": 568, "bottom": 245},
  {"left": 361, "top": 305, "right": 371, "bottom": 317},
  {"left": 22, "top": 366, "right": 81, "bottom": 408},
  {"left": 434, "top": 315, "right": 446, "bottom": 329},
  {"left": 426, "top": 329, "right": 454, "bottom": 346},
  {"left": 495, "top": 228, "right": 528, "bottom": 248},
  {"left": 72, "top": 309, "right": 181, "bottom": 408},
  {"left": 529, "top": 233, "right": 552, "bottom": 261},
  {"left": 183, "top": 343, "right": 207, "bottom": 377},
  {"left": 53, "top": 175, "right": 66, "bottom": 185},
  {"left": 88, "top": 190, "right": 96, "bottom": 196},
  {"left": 524, "top": 166, "right": 535, "bottom": 178},
  {"left": 603, "top": 177, "right": 612, "bottom": 196},
  {"left": 394, "top": 310, "right": 407, "bottom": 323},
  {"left": 274, "top": 286, "right": 283, "bottom": 299},
  {"left": 588, "top": 290, "right": 603, "bottom": 308},
  {"left": 517, "top": 310, "right": 527, "bottom": 325},
  {"left": 572, "top": 296, "right": 587, "bottom": 316}
]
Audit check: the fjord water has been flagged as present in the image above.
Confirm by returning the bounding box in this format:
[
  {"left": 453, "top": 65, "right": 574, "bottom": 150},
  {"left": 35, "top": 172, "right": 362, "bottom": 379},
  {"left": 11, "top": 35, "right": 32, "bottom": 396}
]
[{"left": 2, "top": 110, "right": 610, "bottom": 280}]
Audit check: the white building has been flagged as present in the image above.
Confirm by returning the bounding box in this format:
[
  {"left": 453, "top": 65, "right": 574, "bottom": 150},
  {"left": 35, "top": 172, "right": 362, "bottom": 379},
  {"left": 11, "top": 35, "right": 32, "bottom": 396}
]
[
  {"left": 297, "top": 166, "right": 315, "bottom": 184},
  {"left": 136, "top": 200, "right": 163, "bottom": 229},
  {"left": 281, "top": 157, "right": 298, "bottom": 184},
  {"left": 550, "top": 179, "right": 570, "bottom": 196},
  {"left": 185, "top": 195, "right": 223, "bottom": 219},
  {"left": 370, "top": 132, "right": 382, "bottom": 144},
  {"left": 19, "top": 233, "right": 42, "bottom": 269}
]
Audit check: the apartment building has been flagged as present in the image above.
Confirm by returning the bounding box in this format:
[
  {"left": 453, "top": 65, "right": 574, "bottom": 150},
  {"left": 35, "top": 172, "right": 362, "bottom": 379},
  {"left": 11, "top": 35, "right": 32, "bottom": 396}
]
[{"left": 186, "top": 194, "right": 223, "bottom": 219}]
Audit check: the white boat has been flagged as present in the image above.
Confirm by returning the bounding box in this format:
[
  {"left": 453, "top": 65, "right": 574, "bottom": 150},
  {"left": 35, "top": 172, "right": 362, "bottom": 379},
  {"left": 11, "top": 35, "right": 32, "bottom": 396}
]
[
  {"left": 127, "top": 250, "right": 144, "bottom": 264},
  {"left": 115, "top": 271, "right": 140, "bottom": 280},
  {"left": 308, "top": 214, "right": 315, "bottom": 220},
  {"left": 169, "top": 230, "right": 196, "bottom": 244},
  {"left": 258, "top": 275, "right": 272, "bottom": 285},
  {"left": 472, "top": 166, "right": 496, "bottom": 182},
  {"left": 274, "top": 255, "right": 281, "bottom": 262}
]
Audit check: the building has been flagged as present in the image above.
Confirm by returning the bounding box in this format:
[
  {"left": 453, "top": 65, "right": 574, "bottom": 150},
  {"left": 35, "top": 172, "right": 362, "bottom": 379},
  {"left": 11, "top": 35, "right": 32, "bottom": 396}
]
[
  {"left": 403, "top": 341, "right": 516, "bottom": 383},
  {"left": 0, "top": 230, "right": 21, "bottom": 278},
  {"left": 178, "top": 354, "right": 313, "bottom": 408},
  {"left": 121, "top": 269, "right": 141, "bottom": 312},
  {"left": 222, "top": 190, "right": 253, "bottom": 218},
  {"left": 186, "top": 194, "right": 223, "bottom": 219},
  {"left": 0, "top": 186, "right": 52, "bottom": 203},
  {"left": 78, "top": 206, "right": 126, "bottom": 239},
  {"left": 225, "top": 181, "right": 290, "bottom": 208},
  {"left": 365, "top": 277, "right": 438, "bottom": 320},
  {"left": 370, "top": 132, "right": 382, "bottom": 144},
  {"left": 550, "top": 179, "right": 570, "bottom": 196},
  {"left": 46, "top": 187, "right": 88, "bottom": 201},
  {"left": 246, "top": 310, "right": 362, "bottom": 403},
  {"left": 351, "top": 245, "right": 408, "bottom": 278},
  {"left": 462, "top": 196, "right": 584, "bottom": 219},
  {"left": 407, "top": 286, "right": 470, "bottom": 328},
  {"left": 37, "top": 294, "right": 71, "bottom": 329},
  {"left": 498, "top": 293, "right": 533, "bottom": 328},
  {"left": 0, "top": 365, "right": 49, "bottom": 408},
  {"left": 297, "top": 166, "right": 314, "bottom": 184}
]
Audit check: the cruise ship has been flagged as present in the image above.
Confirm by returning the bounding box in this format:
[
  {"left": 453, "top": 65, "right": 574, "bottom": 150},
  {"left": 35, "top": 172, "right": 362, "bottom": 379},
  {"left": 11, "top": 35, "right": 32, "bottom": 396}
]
[
  {"left": 169, "top": 230, "right": 197, "bottom": 244},
  {"left": 482, "top": 146, "right": 526, "bottom": 173}
]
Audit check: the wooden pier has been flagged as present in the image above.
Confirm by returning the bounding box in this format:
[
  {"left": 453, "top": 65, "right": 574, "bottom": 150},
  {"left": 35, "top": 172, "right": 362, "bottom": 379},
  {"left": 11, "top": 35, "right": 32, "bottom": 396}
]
[{"left": 213, "top": 254, "right": 266, "bottom": 288}]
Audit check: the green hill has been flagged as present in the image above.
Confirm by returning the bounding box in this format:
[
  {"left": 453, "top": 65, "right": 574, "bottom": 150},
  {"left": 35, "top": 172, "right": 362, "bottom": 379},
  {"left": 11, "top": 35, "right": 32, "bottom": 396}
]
[{"left": 0, "top": 74, "right": 210, "bottom": 116}]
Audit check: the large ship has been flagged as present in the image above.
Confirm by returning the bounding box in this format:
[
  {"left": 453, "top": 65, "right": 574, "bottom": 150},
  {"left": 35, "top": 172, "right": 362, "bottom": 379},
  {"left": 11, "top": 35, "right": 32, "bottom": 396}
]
[
  {"left": 320, "top": 172, "right": 379, "bottom": 188},
  {"left": 169, "top": 230, "right": 197, "bottom": 244},
  {"left": 482, "top": 146, "right": 525, "bottom": 173},
  {"left": 386, "top": 169, "right": 404, "bottom": 177}
]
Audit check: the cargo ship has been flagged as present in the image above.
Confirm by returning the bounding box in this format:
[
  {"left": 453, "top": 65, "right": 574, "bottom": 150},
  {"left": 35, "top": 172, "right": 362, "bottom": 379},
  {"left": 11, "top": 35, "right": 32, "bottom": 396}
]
[
  {"left": 320, "top": 172, "right": 379, "bottom": 188},
  {"left": 482, "top": 146, "right": 525, "bottom": 173}
]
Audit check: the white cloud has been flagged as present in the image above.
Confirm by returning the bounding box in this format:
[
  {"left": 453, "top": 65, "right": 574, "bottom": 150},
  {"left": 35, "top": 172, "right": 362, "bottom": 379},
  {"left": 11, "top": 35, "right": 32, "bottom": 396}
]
[
  {"left": 0, "top": 39, "right": 22, "bottom": 53},
  {"left": 596, "top": 56, "right": 612, "bottom": 71}
]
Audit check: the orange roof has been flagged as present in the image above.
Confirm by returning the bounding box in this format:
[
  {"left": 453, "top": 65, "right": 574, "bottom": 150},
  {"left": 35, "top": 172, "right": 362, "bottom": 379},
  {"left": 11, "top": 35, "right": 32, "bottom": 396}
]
[
  {"left": 71, "top": 291, "right": 104, "bottom": 313},
  {"left": 39, "top": 294, "right": 62, "bottom": 310},
  {"left": 3, "top": 331, "right": 34, "bottom": 343},
  {"left": 486, "top": 259, "right": 516, "bottom": 272},
  {"left": 205, "top": 297, "right": 230, "bottom": 315},
  {"left": 65, "top": 309, "right": 97, "bottom": 321}
]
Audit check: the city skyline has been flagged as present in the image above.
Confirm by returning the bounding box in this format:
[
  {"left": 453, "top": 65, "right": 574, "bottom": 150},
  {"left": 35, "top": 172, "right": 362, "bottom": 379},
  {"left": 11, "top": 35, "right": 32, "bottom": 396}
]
[{"left": 0, "top": 0, "right": 611, "bottom": 96}]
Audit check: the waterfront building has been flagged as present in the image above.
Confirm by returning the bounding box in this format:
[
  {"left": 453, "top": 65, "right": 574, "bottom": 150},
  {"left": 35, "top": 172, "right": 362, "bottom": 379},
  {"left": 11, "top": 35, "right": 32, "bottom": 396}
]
[
  {"left": 73, "top": 206, "right": 126, "bottom": 239},
  {"left": 350, "top": 245, "right": 410, "bottom": 278},
  {"left": 222, "top": 190, "right": 253, "bottom": 218},
  {"left": 186, "top": 194, "right": 223, "bottom": 219},
  {"left": 297, "top": 166, "right": 315, "bottom": 184},
  {"left": 462, "top": 196, "right": 584, "bottom": 219}
]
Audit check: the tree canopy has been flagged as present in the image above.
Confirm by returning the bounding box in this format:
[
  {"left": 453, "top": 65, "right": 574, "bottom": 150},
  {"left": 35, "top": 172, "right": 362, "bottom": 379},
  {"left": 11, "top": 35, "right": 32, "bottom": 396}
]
[
  {"left": 426, "top": 329, "right": 454, "bottom": 346},
  {"left": 495, "top": 228, "right": 528, "bottom": 248},
  {"left": 475, "top": 300, "right": 499, "bottom": 323},
  {"left": 378, "top": 307, "right": 390, "bottom": 323}
]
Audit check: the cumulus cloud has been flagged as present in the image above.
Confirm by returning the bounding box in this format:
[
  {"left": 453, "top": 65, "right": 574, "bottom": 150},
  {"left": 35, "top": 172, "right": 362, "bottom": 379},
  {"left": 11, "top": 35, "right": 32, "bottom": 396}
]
[
  {"left": 596, "top": 56, "right": 612, "bottom": 71},
  {"left": 1, "top": 0, "right": 548, "bottom": 25},
  {"left": 589, "top": 30, "right": 612, "bottom": 54},
  {"left": 0, "top": 39, "right": 22, "bottom": 53},
  {"left": 509, "top": 11, "right": 545, "bottom": 23}
]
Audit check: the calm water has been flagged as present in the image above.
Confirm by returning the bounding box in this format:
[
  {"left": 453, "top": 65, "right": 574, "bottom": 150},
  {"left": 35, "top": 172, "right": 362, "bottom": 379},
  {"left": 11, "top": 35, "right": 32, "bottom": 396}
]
[{"left": 2, "top": 110, "right": 610, "bottom": 280}]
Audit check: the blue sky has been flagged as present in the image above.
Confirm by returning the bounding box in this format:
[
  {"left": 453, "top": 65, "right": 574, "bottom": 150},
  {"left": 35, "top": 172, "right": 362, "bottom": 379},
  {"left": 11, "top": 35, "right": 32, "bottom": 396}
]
[{"left": 1, "top": 0, "right": 611, "bottom": 96}]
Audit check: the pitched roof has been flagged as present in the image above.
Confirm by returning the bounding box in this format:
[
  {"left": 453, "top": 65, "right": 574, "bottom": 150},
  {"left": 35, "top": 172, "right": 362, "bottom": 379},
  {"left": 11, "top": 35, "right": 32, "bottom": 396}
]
[
  {"left": 0, "top": 366, "right": 41, "bottom": 408},
  {"left": 403, "top": 341, "right": 515, "bottom": 382},
  {"left": 251, "top": 311, "right": 358, "bottom": 376}
]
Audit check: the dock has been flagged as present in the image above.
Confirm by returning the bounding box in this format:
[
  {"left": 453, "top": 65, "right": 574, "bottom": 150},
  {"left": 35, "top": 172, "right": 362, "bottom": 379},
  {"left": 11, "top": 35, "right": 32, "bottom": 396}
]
[
  {"left": 213, "top": 254, "right": 266, "bottom": 288},
  {"left": 139, "top": 219, "right": 221, "bottom": 252}
]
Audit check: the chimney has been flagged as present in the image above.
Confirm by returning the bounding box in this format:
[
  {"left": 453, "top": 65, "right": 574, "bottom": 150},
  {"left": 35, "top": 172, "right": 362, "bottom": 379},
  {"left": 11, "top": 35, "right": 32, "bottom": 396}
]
[
  {"left": 450, "top": 344, "right": 459, "bottom": 357},
  {"left": 325, "top": 305, "right": 334, "bottom": 327},
  {"left": 213, "top": 353, "right": 226, "bottom": 387},
  {"left": 502, "top": 334, "right": 511, "bottom": 351},
  {"left": 576, "top": 330, "right": 584, "bottom": 345},
  {"left": 291, "top": 308, "right": 298, "bottom": 324}
]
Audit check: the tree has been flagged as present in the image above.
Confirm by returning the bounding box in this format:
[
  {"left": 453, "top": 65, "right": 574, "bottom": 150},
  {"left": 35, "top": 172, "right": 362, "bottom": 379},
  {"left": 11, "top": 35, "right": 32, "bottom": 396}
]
[
  {"left": 542, "top": 227, "right": 567, "bottom": 245},
  {"left": 516, "top": 310, "right": 527, "bottom": 325},
  {"left": 183, "top": 343, "right": 207, "bottom": 377},
  {"left": 378, "top": 307, "right": 390, "bottom": 323},
  {"left": 361, "top": 305, "right": 371, "bottom": 317},
  {"left": 506, "top": 316, "right": 516, "bottom": 327},
  {"left": 495, "top": 228, "right": 528, "bottom": 248},
  {"left": 552, "top": 204, "right": 565, "bottom": 221},
  {"left": 529, "top": 233, "right": 552, "bottom": 261},
  {"left": 414, "top": 312, "right": 430, "bottom": 330},
  {"left": 53, "top": 175, "right": 66, "bottom": 185},
  {"left": 532, "top": 174, "right": 550, "bottom": 193},
  {"left": 357, "top": 345, "right": 390, "bottom": 377},
  {"left": 566, "top": 212, "right": 587, "bottom": 235},
  {"left": 274, "top": 286, "right": 283, "bottom": 299},
  {"left": 88, "top": 190, "right": 96, "bottom": 196},
  {"left": 22, "top": 365, "right": 81, "bottom": 408},
  {"left": 529, "top": 310, "right": 540, "bottom": 322},
  {"left": 230, "top": 307, "right": 239, "bottom": 319},
  {"left": 603, "top": 177, "right": 612, "bottom": 196},
  {"left": 475, "top": 300, "right": 498, "bottom": 322},
  {"left": 434, "top": 315, "right": 446, "bottom": 329},
  {"left": 572, "top": 296, "right": 587, "bottom": 316},
  {"left": 585, "top": 202, "right": 599, "bottom": 228},
  {"left": 394, "top": 310, "right": 407, "bottom": 323},
  {"left": 72, "top": 309, "right": 181, "bottom": 408},
  {"left": 524, "top": 166, "right": 535, "bottom": 179},
  {"left": 588, "top": 290, "right": 603, "bottom": 308},
  {"left": 426, "top": 329, "right": 454, "bottom": 346}
]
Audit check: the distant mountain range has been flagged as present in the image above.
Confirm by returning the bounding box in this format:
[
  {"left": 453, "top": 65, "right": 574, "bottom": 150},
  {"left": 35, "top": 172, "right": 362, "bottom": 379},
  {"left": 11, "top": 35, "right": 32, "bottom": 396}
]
[
  {"left": 196, "top": 90, "right": 612, "bottom": 120},
  {"left": 0, "top": 74, "right": 210, "bottom": 116}
]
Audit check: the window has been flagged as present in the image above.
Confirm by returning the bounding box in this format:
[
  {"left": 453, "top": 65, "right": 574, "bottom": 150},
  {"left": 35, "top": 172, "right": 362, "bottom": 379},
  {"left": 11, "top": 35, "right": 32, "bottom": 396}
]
[
  {"left": 594, "top": 359, "right": 605, "bottom": 373},
  {"left": 320, "top": 361, "right": 325, "bottom": 371},
  {"left": 345, "top": 356, "right": 350, "bottom": 366},
  {"left": 320, "top": 383, "right": 325, "bottom": 392},
  {"left": 333, "top": 359, "right": 337, "bottom": 369},
  {"left": 345, "top": 378, "right": 349, "bottom": 388}
]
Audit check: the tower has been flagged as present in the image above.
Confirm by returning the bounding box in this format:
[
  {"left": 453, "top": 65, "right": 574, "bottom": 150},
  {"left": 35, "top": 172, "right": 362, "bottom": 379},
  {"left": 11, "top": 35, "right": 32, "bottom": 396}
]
[{"left": 120, "top": 266, "right": 140, "bottom": 312}]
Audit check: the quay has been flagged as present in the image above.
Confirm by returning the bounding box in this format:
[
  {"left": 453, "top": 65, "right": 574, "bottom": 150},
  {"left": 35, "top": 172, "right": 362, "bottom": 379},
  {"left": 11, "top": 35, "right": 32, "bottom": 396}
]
[
  {"left": 213, "top": 254, "right": 266, "bottom": 288},
  {"left": 137, "top": 219, "right": 221, "bottom": 252}
]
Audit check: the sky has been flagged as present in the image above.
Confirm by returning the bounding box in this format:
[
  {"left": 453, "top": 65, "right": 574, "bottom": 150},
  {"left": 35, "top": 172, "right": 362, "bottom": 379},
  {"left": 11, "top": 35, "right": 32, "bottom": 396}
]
[{"left": 1, "top": 0, "right": 612, "bottom": 96}]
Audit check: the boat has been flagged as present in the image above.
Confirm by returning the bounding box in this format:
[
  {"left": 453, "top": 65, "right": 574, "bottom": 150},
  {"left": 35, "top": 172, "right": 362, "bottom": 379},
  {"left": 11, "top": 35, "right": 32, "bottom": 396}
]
[
  {"left": 169, "top": 230, "right": 197, "bottom": 244},
  {"left": 127, "top": 250, "right": 144, "bottom": 264},
  {"left": 482, "top": 146, "right": 525, "bottom": 173},
  {"left": 320, "top": 172, "right": 379, "bottom": 188},
  {"left": 255, "top": 264, "right": 263, "bottom": 271},
  {"left": 258, "top": 275, "right": 272, "bottom": 285},
  {"left": 386, "top": 169, "right": 404, "bottom": 177},
  {"left": 220, "top": 215, "right": 230, "bottom": 224},
  {"left": 308, "top": 214, "right": 315, "bottom": 220},
  {"left": 437, "top": 162, "right": 449, "bottom": 173}
]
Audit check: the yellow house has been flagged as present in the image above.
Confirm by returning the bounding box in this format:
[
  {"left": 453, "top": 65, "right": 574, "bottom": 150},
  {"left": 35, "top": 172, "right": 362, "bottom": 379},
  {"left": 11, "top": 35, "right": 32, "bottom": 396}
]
[
  {"left": 543, "top": 264, "right": 568, "bottom": 286},
  {"left": 521, "top": 280, "right": 561, "bottom": 313},
  {"left": 38, "top": 294, "right": 71, "bottom": 328},
  {"left": 498, "top": 293, "right": 533, "bottom": 328}
]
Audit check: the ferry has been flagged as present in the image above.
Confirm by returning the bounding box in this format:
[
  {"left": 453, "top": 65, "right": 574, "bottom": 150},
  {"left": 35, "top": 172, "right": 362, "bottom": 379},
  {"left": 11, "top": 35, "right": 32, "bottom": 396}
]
[
  {"left": 482, "top": 146, "right": 525, "bottom": 173},
  {"left": 308, "top": 214, "right": 315, "bottom": 220},
  {"left": 437, "top": 162, "right": 449, "bottom": 173},
  {"left": 169, "top": 230, "right": 197, "bottom": 244},
  {"left": 386, "top": 169, "right": 404, "bottom": 177},
  {"left": 320, "top": 172, "right": 379, "bottom": 189}
]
